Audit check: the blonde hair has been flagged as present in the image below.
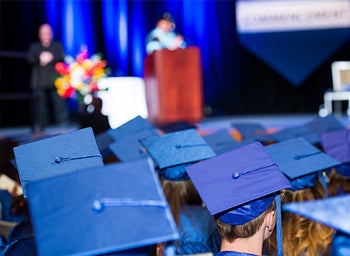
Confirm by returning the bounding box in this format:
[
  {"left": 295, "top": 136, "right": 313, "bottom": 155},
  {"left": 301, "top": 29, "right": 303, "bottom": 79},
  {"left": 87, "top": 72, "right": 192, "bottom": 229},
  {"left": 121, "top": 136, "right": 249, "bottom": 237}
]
[
  {"left": 161, "top": 178, "right": 202, "bottom": 225},
  {"left": 270, "top": 181, "right": 334, "bottom": 256}
]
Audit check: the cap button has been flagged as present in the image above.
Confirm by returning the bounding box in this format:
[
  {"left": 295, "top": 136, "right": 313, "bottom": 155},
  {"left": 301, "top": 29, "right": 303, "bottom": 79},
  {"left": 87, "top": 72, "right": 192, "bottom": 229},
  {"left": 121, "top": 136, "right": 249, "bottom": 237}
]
[
  {"left": 91, "top": 200, "right": 104, "bottom": 213},
  {"left": 54, "top": 157, "right": 63, "bottom": 163},
  {"left": 232, "top": 172, "right": 240, "bottom": 179}
]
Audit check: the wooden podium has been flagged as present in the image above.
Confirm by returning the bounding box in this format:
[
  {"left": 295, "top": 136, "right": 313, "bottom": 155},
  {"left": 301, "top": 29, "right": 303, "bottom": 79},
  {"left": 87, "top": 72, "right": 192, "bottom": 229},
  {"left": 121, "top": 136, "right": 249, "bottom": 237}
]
[{"left": 143, "top": 47, "right": 203, "bottom": 125}]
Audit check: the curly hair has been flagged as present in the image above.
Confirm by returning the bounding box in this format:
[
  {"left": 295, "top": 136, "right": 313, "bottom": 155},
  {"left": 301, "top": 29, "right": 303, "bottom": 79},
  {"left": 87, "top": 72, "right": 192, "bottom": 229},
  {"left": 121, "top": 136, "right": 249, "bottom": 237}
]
[{"left": 269, "top": 180, "right": 334, "bottom": 256}]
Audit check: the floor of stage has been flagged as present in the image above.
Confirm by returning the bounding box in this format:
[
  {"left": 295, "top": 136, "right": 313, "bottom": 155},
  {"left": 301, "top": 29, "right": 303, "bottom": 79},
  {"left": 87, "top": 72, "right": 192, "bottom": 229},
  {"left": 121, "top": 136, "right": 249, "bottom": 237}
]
[
  {"left": 1, "top": 112, "right": 350, "bottom": 140},
  {"left": 0, "top": 112, "right": 349, "bottom": 182}
]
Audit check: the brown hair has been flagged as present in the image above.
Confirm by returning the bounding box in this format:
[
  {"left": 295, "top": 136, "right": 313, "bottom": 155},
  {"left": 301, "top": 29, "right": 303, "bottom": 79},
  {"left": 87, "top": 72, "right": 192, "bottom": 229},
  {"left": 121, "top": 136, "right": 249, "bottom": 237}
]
[
  {"left": 215, "top": 198, "right": 276, "bottom": 242},
  {"left": 161, "top": 178, "right": 203, "bottom": 225},
  {"left": 328, "top": 168, "right": 350, "bottom": 196}
]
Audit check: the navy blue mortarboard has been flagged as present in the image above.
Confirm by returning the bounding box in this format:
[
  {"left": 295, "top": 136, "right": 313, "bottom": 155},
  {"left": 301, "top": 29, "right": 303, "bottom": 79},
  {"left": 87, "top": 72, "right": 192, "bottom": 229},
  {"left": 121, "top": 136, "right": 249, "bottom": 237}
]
[
  {"left": 158, "top": 121, "right": 197, "bottom": 133},
  {"left": 283, "top": 195, "right": 350, "bottom": 256},
  {"left": 186, "top": 142, "right": 291, "bottom": 255},
  {"left": 13, "top": 127, "right": 103, "bottom": 198},
  {"left": 202, "top": 129, "right": 255, "bottom": 154},
  {"left": 231, "top": 122, "right": 273, "bottom": 143},
  {"left": 0, "top": 236, "right": 37, "bottom": 256},
  {"left": 266, "top": 138, "right": 341, "bottom": 191},
  {"left": 186, "top": 141, "right": 290, "bottom": 221},
  {"left": 0, "top": 188, "right": 22, "bottom": 221},
  {"left": 321, "top": 129, "right": 350, "bottom": 177},
  {"left": 304, "top": 114, "right": 345, "bottom": 136},
  {"left": 7, "top": 220, "right": 34, "bottom": 244},
  {"left": 107, "top": 115, "right": 156, "bottom": 142},
  {"left": 27, "top": 158, "right": 179, "bottom": 255},
  {"left": 95, "top": 131, "right": 114, "bottom": 158},
  {"left": 140, "top": 129, "right": 216, "bottom": 181},
  {"left": 109, "top": 129, "right": 159, "bottom": 162},
  {"left": 0, "top": 189, "right": 24, "bottom": 235},
  {"left": 271, "top": 125, "right": 320, "bottom": 145}
]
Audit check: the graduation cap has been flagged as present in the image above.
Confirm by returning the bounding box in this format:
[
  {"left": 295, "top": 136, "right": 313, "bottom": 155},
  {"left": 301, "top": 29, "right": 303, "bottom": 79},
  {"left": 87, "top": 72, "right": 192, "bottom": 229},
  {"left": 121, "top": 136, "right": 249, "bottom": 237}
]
[
  {"left": 321, "top": 129, "right": 350, "bottom": 177},
  {"left": 202, "top": 129, "right": 255, "bottom": 154},
  {"left": 109, "top": 129, "right": 159, "bottom": 162},
  {"left": 186, "top": 141, "right": 290, "bottom": 219},
  {"left": 0, "top": 189, "right": 23, "bottom": 222},
  {"left": 16, "top": 134, "right": 53, "bottom": 146},
  {"left": 158, "top": 121, "right": 197, "bottom": 133},
  {"left": 27, "top": 158, "right": 179, "bottom": 256},
  {"left": 107, "top": 115, "right": 156, "bottom": 142},
  {"left": 283, "top": 195, "right": 350, "bottom": 237},
  {"left": 186, "top": 142, "right": 290, "bottom": 255},
  {"left": 265, "top": 138, "right": 341, "bottom": 192},
  {"left": 140, "top": 129, "right": 216, "bottom": 181},
  {"left": 95, "top": 131, "right": 115, "bottom": 158},
  {"left": 283, "top": 195, "right": 350, "bottom": 255},
  {"left": 13, "top": 127, "right": 104, "bottom": 198},
  {"left": 231, "top": 122, "right": 273, "bottom": 143},
  {"left": 304, "top": 114, "right": 345, "bottom": 136},
  {"left": 271, "top": 125, "right": 320, "bottom": 145},
  {"left": 7, "top": 220, "right": 34, "bottom": 244},
  {"left": 0, "top": 236, "right": 37, "bottom": 256}
]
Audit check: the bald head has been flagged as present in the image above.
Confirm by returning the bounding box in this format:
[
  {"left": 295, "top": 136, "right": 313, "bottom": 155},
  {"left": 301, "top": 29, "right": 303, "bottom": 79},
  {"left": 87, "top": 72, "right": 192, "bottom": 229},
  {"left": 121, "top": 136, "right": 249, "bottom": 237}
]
[{"left": 38, "top": 23, "right": 53, "bottom": 47}]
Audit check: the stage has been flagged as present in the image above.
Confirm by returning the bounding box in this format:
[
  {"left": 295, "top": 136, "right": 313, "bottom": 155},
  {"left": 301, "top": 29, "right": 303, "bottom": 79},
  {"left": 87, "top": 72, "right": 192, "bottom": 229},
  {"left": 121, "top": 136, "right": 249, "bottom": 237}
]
[
  {"left": 1, "top": 113, "right": 350, "bottom": 140},
  {"left": 0, "top": 112, "right": 349, "bottom": 187}
]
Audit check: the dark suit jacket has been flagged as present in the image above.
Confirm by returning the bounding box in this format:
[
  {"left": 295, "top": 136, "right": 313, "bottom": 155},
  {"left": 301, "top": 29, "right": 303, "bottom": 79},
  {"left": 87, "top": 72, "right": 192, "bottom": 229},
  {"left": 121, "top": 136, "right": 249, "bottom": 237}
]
[{"left": 27, "top": 41, "right": 64, "bottom": 89}]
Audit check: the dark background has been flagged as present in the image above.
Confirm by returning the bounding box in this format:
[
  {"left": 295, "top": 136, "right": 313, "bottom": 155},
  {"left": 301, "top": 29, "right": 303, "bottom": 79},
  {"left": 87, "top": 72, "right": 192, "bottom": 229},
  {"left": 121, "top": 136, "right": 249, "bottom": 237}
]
[{"left": 1, "top": 0, "right": 350, "bottom": 127}]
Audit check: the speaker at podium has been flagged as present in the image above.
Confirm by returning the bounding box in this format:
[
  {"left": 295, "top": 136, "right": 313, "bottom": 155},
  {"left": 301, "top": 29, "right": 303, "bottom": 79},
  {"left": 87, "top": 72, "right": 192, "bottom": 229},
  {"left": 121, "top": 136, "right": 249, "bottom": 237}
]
[{"left": 143, "top": 46, "right": 204, "bottom": 125}]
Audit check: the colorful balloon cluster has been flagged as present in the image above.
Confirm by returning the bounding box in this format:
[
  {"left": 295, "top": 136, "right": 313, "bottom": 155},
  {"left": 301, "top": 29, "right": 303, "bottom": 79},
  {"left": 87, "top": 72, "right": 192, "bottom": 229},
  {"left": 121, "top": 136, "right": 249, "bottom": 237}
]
[{"left": 54, "top": 49, "right": 108, "bottom": 102}]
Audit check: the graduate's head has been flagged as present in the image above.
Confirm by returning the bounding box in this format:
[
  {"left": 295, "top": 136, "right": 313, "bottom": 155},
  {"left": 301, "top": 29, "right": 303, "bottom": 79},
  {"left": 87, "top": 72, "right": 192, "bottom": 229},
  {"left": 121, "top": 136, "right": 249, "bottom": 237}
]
[
  {"left": 215, "top": 197, "right": 276, "bottom": 241},
  {"left": 186, "top": 142, "right": 291, "bottom": 250}
]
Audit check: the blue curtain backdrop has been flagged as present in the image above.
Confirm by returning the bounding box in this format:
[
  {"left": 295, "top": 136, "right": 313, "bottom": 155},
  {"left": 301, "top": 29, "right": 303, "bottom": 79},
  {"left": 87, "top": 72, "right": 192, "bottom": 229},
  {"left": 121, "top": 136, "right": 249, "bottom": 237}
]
[
  {"left": 1, "top": 0, "right": 350, "bottom": 127},
  {"left": 40, "top": 0, "right": 238, "bottom": 114}
]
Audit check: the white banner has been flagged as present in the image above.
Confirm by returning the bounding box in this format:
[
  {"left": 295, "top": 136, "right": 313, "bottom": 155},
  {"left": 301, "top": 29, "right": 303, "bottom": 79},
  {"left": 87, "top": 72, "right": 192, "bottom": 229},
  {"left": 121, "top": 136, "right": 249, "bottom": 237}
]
[{"left": 236, "top": 0, "right": 350, "bottom": 33}]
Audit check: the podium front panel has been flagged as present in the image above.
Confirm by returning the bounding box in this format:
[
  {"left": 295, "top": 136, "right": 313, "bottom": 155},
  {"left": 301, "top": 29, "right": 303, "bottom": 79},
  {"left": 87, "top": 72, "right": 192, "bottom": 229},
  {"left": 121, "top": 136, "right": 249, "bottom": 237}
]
[{"left": 143, "top": 47, "right": 203, "bottom": 125}]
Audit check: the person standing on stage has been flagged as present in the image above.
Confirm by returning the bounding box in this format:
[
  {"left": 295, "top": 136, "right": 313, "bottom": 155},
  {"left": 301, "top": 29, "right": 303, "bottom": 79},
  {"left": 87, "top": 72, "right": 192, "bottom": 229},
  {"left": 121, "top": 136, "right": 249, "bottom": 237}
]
[
  {"left": 145, "top": 12, "right": 186, "bottom": 55},
  {"left": 27, "top": 23, "right": 69, "bottom": 133}
]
